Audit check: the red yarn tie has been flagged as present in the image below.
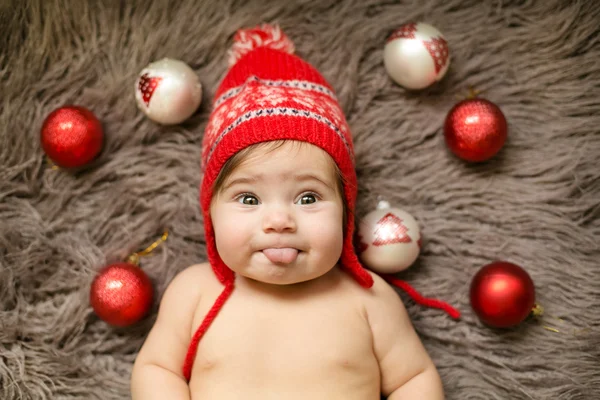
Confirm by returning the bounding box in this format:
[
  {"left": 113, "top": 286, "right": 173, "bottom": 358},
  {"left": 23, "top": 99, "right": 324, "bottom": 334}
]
[
  {"left": 380, "top": 274, "right": 461, "bottom": 319},
  {"left": 182, "top": 282, "right": 235, "bottom": 381}
]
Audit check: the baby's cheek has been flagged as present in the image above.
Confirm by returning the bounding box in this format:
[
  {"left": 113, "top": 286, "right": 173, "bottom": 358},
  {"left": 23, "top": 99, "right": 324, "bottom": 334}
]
[
  {"left": 214, "top": 229, "right": 245, "bottom": 270},
  {"left": 212, "top": 215, "right": 237, "bottom": 251},
  {"left": 307, "top": 213, "right": 343, "bottom": 254},
  {"left": 215, "top": 221, "right": 245, "bottom": 248}
]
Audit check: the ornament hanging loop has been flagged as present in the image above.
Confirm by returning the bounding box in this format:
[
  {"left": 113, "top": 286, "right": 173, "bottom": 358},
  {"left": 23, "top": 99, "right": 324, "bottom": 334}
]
[
  {"left": 127, "top": 230, "right": 169, "bottom": 266},
  {"left": 529, "top": 303, "right": 590, "bottom": 334},
  {"left": 467, "top": 86, "right": 481, "bottom": 99},
  {"left": 531, "top": 303, "right": 560, "bottom": 332},
  {"left": 374, "top": 195, "right": 391, "bottom": 210},
  {"left": 46, "top": 156, "right": 60, "bottom": 171},
  {"left": 531, "top": 303, "right": 544, "bottom": 317},
  {"left": 454, "top": 86, "right": 481, "bottom": 101},
  {"left": 455, "top": 86, "right": 481, "bottom": 101}
]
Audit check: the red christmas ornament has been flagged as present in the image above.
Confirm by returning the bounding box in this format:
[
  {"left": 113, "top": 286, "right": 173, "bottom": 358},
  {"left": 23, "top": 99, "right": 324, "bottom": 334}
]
[
  {"left": 41, "top": 105, "right": 104, "bottom": 168},
  {"left": 444, "top": 98, "right": 507, "bottom": 162},
  {"left": 90, "top": 231, "right": 167, "bottom": 327},
  {"left": 90, "top": 262, "right": 153, "bottom": 327},
  {"left": 470, "top": 261, "right": 536, "bottom": 328}
]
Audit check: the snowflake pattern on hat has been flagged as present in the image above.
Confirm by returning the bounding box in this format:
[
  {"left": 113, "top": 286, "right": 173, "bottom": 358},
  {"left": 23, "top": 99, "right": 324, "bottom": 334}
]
[{"left": 203, "top": 76, "right": 349, "bottom": 167}]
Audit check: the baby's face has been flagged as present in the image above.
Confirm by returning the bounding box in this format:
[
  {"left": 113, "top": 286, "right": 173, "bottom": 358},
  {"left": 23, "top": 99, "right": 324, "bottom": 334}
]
[{"left": 210, "top": 142, "right": 344, "bottom": 285}]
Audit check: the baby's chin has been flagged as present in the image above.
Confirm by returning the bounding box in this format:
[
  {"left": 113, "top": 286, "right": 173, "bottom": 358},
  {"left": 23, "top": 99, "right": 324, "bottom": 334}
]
[
  {"left": 242, "top": 271, "right": 313, "bottom": 286},
  {"left": 237, "top": 264, "right": 330, "bottom": 286}
]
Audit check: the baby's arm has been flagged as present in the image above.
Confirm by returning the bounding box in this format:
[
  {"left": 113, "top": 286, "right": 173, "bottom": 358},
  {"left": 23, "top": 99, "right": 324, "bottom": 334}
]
[
  {"left": 365, "top": 273, "right": 444, "bottom": 400},
  {"left": 131, "top": 264, "right": 204, "bottom": 400}
]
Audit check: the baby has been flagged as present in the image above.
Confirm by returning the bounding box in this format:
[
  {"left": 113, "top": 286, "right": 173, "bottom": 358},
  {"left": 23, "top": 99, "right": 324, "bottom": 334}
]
[{"left": 131, "top": 24, "right": 444, "bottom": 399}]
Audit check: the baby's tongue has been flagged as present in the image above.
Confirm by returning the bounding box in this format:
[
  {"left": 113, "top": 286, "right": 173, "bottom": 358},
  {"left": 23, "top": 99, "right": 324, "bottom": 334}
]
[{"left": 262, "top": 248, "right": 299, "bottom": 264}]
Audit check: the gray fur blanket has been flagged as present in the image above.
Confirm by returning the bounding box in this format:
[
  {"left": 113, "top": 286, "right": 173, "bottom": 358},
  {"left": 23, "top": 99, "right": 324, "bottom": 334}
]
[{"left": 1, "top": 0, "right": 598, "bottom": 399}]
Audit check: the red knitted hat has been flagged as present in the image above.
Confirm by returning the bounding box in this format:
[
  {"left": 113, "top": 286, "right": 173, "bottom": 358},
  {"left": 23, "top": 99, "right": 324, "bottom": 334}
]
[{"left": 183, "top": 24, "right": 373, "bottom": 380}]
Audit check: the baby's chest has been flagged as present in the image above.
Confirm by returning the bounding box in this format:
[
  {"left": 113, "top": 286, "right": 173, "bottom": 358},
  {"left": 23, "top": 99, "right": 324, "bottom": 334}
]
[{"left": 193, "top": 295, "right": 375, "bottom": 375}]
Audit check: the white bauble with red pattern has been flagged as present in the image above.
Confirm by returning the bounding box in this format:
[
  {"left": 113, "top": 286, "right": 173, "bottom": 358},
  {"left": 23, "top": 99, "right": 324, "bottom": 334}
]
[
  {"left": 383, "top": 22, "right": 450, "bottom": 90},
  {"left": 357, "top": 201, "right": 422, "bottom": 273},
  {"left": 135, "top": 58, "right": 202, "bottom": 125}
]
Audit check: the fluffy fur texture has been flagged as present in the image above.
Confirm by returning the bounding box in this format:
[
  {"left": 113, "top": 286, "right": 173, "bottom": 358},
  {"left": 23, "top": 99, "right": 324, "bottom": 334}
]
[{"left": 1, "top": 0, "right": 598, "bottom": 399}]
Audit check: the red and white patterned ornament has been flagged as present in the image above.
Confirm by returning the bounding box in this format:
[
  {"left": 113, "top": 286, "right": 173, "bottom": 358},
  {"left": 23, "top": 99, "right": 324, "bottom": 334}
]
[
  {"left": 357, "top": 200, "right": 422, "bottom": 273},
  {"left": 135, "top": 58, "right": 203, "bottom": 125},
  {"left": 383, "top": 22, "right": 450, "bottom": 90}
]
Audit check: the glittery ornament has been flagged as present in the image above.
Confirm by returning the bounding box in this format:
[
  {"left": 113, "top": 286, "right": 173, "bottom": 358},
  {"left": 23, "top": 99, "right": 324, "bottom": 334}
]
[
  {"left": 383, "top": 22, "right": 450, "bottom": 90},
  {"left": 358, "top": 200, "right": 421, "bottom": 273},
  {"left": 40, "top": 106, "right": 104, "bottom": 168},
  {"left": 90, "top": 262, "right": 153, "bottom": 327},
  {"left": 444, "top": 98, "right": 508, "bottom": 162},
  {"left": 135, "top": 58, "right": 203, "bottom": 125},
  {"left": 90, "top": 231, "right": 168, "bottom": 327},
  {"left": 470, "top": 261, "right": 536, "bottom": 328}
]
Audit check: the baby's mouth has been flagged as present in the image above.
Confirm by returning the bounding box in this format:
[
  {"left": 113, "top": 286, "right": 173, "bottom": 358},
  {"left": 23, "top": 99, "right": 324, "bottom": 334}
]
[{"left": 261, "top": 248, "right": 299, "bottom": 264}]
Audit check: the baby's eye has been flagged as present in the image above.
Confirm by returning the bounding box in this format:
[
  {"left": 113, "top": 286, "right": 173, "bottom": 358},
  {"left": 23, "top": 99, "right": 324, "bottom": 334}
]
[
  {"left": 237, "top": 194, "right": 259, "bottom": 205},
  {"left": 297, "top": 193, "right": 318, "bottom": 205}
]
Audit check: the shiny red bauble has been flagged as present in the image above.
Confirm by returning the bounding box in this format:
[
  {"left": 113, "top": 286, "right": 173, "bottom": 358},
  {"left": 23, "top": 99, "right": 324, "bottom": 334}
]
[
  {"left": 90, "top": 262, "right": 153, "bottom": 327},
  {"left": 470, "top": 261, "right": 535, "bottom": 328},
  {"left": 444, "top": 98, "right": 507, "bottom": 162},
  {"left": 41, "top": 105, "right": 104, "bottom": 168}
]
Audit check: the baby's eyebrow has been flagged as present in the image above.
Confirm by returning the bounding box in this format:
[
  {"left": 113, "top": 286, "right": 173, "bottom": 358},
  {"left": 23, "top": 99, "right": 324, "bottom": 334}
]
[
  {"left": 223, "top": 176, "right": 259, "bottom": 190},
  {"left": 293, "top": 173, "right": 335, "bottom": 191},
  {"left": 224, "top": 173, "right": 334, "bottom": 191}
]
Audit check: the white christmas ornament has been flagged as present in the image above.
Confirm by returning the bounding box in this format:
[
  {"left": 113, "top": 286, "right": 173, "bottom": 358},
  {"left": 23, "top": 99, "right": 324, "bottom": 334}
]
[
  {"left": 357, "top": 200, "right": 422, "bottom": 273},
  {"left": 135, "top": 58, "right": 202, "bottom": 125},
  {"left": 383, "top": 22, "right": 450, "bottom": 90}
]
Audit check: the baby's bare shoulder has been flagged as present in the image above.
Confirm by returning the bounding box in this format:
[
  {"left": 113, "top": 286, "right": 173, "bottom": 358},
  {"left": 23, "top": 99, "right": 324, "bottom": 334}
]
[
  {"left": 356, "top": 271, "right": 401, "bottom": 300},
  {"left": 161, "top": 262, "right": 215, "bottom": 306},
  {"left": 358, "top": 272, "right": 411, "bottom": 321},
  {"left": 172, "top": 262, "right": 215, "bottom": 284},
  {"left": 334, "top": 270, "right": 409, "bottom": 324}
]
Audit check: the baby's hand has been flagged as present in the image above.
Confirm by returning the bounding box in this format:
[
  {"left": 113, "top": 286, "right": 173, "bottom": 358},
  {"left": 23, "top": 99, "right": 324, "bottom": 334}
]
[{"left": 365, "top": 273, "right": 444, "bottom": 399}]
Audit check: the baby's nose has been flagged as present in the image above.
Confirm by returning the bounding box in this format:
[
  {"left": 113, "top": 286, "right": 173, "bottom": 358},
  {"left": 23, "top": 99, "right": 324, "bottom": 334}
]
[{"left": 262, "top": 206, "right": 297, "bottom": 233}]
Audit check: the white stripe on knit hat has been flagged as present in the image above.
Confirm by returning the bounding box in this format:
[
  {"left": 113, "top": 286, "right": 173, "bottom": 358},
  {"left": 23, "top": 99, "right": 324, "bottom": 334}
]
[
  {"left": 214, "top": 76, "right": 337, "bottom": 107},
  {"left": 204, "top": 107, "right": 353, "bottom": 167},
  {"left": 203, "top": 77, "right": 353, "bottom": 169}
]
